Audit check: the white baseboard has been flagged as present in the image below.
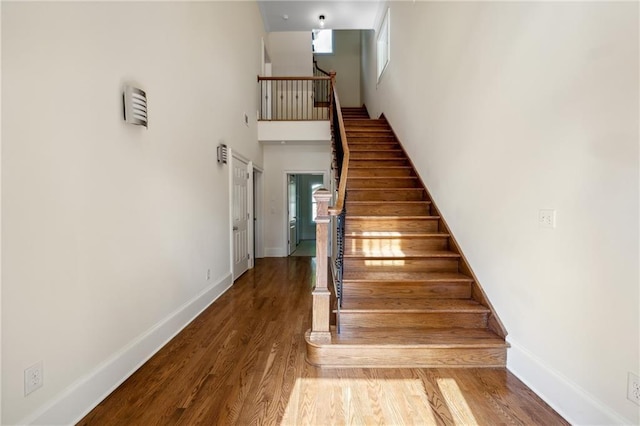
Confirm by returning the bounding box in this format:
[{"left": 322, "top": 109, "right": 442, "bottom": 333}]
[
  {"left": 264, "top": 247, "right": 286, "bottom": 257},
  {"left": 507, "top": 337, "right": 634, "bottom": 425},
  {"left": 20, "top": 274, "right": 233, "bottom": 426}
]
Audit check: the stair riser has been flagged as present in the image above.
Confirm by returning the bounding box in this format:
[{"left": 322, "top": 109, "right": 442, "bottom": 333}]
[
  {"left": 347, "top": 190, "right": 426, "bottom": 201},
  {"left": 306, "top": 345, "right": 506, "bottom": 368},
  {"left": 347, "top": 178, "right": 421, "bottom": 189},
  {"left": 347, "top": 136, "right": 398, "bottom": 143},
  {"left": 341, "top": 281, "right": 472, "bottom": 299},
  {"left": 347, "top": 143, "right": 400, "bottom": 151},
  {"left": 345, "top": 219, "right": 439, "bottom": 233},
  {"left": 346, "top": 132, "right": 395, "bottom": 138},
  {"left": 350, "top": 151, "right": 405, "bottom": 159},
  {"left": 343, "top": 119, "right": 387, "bottom": 124},
  {"left": 349, "top": 159, "right": 410, "bottom": 167},
  {"left": 348, "top": 167, "right": 414, "bottom": 177},
  {"left": 344, "top": 257, "right": 459, "bottom": 272},
  {"left": 346, "top": 203, "right": 431, "bottom": 216},
  {"left": 339, "top": 312, "right": 488, "bottom": 329},
  {"left": 345, "top": 237, "right": 449, "bottom": 252}
]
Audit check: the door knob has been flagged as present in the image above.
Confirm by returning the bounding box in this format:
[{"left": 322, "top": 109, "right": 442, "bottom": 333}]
[{"left": 233, "top": 226, "right": 238, "bottom": 231}]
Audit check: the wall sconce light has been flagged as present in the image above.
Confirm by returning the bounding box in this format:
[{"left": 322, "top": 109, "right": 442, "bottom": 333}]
[
  {"left": 217, "top": 143, "right": 228, "bottom": 164},
  {"left": 123, "top": 85, "right": 148, "bottom": 128},
  {"left": 319, "top": 15, "right": 325, "bottom": 28}
]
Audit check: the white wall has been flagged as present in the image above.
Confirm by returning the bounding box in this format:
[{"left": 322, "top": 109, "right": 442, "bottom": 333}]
[
  {"left": 2, "top": 2, "right": 264, "bottom": 424},
  {"left": 258, "top": 121, "right": 331, "bottom": 142},
  {"left": 315, "top": 30, "right": 362, "bottom": 107},
  {"left": 263, "top": 143, "right": 331, "bottom": 257},
  {"left": 362, "top": 2, "right": 639, "bottom": 424},
  {"left": 268, "top": 31, "right": 313, "bottom": 76}
]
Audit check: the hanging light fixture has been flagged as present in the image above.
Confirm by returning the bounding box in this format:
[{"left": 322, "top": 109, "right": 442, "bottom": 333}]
[{"left": 319, "top": 15, "right": 325, "bottom": 28}]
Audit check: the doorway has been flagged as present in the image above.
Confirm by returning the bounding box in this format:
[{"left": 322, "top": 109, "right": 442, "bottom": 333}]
[
  {"left": 286, "top": 173, "right": 325, "bottom": 257},
  {"left": 232, "top": 154, "right": 250, "bottom": 280}
]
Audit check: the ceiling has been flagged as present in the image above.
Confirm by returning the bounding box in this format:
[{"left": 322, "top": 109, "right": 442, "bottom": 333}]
[{"left": 258, "top": 1, "right": 382, "bottom": 32}]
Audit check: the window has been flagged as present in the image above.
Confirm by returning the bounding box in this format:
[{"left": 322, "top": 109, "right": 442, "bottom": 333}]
[
  {"left": 312, "top": 29, "right": 333, "bottom": 54},
  {"left": 377, "top": 8, "right": 390, "bottom": 81}
]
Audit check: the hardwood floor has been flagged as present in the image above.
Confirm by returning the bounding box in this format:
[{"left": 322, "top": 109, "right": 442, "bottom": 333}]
[{"left": 79, "top": 257, "right": 567, "bottom": 425}]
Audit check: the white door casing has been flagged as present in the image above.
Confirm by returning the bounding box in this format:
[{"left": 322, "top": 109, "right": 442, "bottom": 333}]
[{"left": 232, "top": 155, "right": 249, "bottom": 280}]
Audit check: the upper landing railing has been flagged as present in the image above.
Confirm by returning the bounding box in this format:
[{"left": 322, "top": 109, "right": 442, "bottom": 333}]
[{"left": 257, "top": 74, "right": 333, "bottom": 121}]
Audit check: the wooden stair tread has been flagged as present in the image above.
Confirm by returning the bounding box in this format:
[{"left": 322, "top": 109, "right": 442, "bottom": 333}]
[
  {"left": 348, "top": 166, "right": 411, "bottom": 169},
  {"left": 349, "top": 158, "right": 408, "bottom": 162},
  {"left": 340, "top": 298, "right": 488, "bottom": 312},
  {"left": 347, "top": 215, "right": 439, "bottom": 220},
  {"left": 348, "top": 188, "right": 424, "bottom": 191},
  {"left": 350, "top": 148, "right": 402, "bottom": 152},
  {"left": 343, "top": 271, "right": 473, "bottom": 282},
  {"left": 346, "top": 232, "right": 448, "bottom": 239},
  {"left": 349, "top": 176, "right": 417, "bottom": 179},
  {"left": 344, "top": 249, "right": 460, "bottom": 259},
  {"left": 331, "top": 328, "right": 507, "bottom": 348},
  {"left": 347, "top": 201, "right": 430, "bottom": 205}
]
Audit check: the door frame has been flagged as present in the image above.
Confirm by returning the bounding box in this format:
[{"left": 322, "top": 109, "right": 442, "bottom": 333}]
[
  {"left": 253, "top": 164, "right": 264, "bottom": 261},
  {"left": 229, "top": 149, "right": 254, "bottom": 281},
  {"left": 283, "top": 170, "right": 328, "bottom": 257}
]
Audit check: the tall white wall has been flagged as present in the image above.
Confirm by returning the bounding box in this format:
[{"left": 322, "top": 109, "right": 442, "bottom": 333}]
[
  {"left": 268, "top": 31, "right": 313, "bottom": 76},
  {"left": 315, "top": 30, "right": 362, "bottom": 107},
  {"left": 263, "top": 143, "right": 331, "bottom": 256},
  {"left": 2, "top": 2, "right": 264, "bottom": 424},
  {"left": 362, "top": 2, "right": 639, "bottom": 424}
]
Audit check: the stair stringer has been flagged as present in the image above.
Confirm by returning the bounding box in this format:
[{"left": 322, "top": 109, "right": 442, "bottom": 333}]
[{"left": 379, "top": 113, "right": 508, "bottom": 339}]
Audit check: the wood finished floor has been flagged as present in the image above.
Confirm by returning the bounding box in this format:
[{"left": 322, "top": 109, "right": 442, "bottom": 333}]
[{"left": 79, "top": 257, "right": 568, "bottom": 425}]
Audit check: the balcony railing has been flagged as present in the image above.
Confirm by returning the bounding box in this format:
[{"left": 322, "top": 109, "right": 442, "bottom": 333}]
[{"left": 257, "top": 76, "right": 332, "bottom": 121}]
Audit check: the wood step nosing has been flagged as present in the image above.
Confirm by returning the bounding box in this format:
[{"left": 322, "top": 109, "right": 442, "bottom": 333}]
[{"left": 347, "top": 215, "right": 440, "bottom": 220}]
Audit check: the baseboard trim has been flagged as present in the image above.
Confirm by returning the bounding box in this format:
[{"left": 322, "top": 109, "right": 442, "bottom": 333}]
[
  {"left": 507, "top": 337, "right": 633, "bottom": 425},
  {"left": 20, "top": 273, "right": 233, "bottom": 425}
]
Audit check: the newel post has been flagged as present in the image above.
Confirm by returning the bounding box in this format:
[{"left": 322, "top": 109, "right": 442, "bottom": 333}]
[{"left": 310, "top": 188, "right": 332, "bottom": 343}]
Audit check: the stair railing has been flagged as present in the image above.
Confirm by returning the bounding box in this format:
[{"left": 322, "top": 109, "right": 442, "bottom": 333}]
[
  {"left": 313, "top": 58, "right": 331, "bottom": 77},
  {"left": 312, "top": 60, "right": 331, "bottom": 107},
  {"left": 257, "top": 76, "right": 332, "bottom": 121},
  {"left": 310, "top": 73, "right": 349, "bottom": 343}
]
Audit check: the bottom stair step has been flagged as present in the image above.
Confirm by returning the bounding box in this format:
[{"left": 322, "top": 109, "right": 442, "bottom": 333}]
[{"left": 305, "top": 328, "right": 508, "bottom": 368}]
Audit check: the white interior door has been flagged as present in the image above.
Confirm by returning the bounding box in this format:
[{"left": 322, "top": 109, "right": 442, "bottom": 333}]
[{"left": 232, "top": 156, "right": 249, "bottom": 279}]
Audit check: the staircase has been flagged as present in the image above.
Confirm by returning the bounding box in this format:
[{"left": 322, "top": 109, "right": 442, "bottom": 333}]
[{"left": 306, "top": 106, "right": 509, "bottom": 368}]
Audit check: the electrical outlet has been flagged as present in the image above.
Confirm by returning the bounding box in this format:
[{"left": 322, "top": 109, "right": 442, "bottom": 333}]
[
  {"left": 207, "top": 269, "right": 211, "bottom": 280},
  {"left": 628, "top": 372, "right": 640, "bottom": 405},
  {"left": 24, "top": 361, "right": 43, "bottom": 396},
  {"left": 538, "top": 209, "right": 556, "bottom": 228}
]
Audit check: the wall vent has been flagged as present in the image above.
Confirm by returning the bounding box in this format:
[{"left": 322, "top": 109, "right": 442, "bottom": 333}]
[
  {"left": 217, "top": 143, "right": 228, "bottom": 164},
  {"left": 123, "top": 85, "right": 148, "bottom": 128}
]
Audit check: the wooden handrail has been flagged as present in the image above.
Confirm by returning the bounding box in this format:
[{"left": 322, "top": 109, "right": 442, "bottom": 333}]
[
  {"left": 313, "top": 59, "right": 331, "bottom": 77},
  {"left": 257, "top": 76, "right": 331, "bottom": 81},
  {"left": 328, "top": 77, "right": 349, "bottom": 216}
]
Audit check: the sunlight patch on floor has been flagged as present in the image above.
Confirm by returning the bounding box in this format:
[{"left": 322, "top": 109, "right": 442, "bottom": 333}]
[
  {"left": 437, "top": 377, "right": 479, "bottom": 425},
  {"left": 282, "top": 376, "right": 439, "bottom": 425}
]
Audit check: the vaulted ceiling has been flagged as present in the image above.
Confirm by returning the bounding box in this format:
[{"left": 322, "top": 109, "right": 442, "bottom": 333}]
[{"left": 258, "top": 1, "right": 382, "bottom": 32}]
